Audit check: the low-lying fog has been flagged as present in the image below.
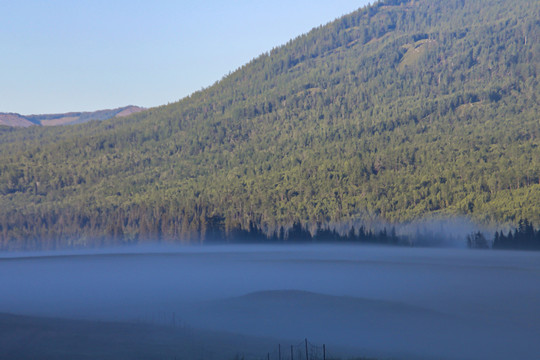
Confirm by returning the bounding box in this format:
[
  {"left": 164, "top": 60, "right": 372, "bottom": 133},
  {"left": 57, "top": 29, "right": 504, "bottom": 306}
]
[{"left": 1, "top": 244, "right": 540, "bottom": 359}]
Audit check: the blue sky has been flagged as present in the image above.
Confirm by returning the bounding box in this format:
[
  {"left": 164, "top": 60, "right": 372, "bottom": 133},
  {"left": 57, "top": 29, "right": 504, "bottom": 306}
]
[{"left": 0, "top": 1, "right": 370, "bottom": 114}]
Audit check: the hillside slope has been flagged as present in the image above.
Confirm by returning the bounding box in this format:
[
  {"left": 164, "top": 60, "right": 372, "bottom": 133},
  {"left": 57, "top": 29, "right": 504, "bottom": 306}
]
[
  {"left": 0, "top": 0, "right": 538, "bottom": 249},
  {"left": 0, "top": 106, "right": 144, "bottom": 127},
  {"left": 0, "top": 114, "right": 36, "bottom": 127}
]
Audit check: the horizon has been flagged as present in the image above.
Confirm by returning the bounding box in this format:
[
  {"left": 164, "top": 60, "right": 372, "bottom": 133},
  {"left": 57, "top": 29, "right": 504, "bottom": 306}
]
[{"left": 1, "top": 0, "right": 369, "bottom": 115}]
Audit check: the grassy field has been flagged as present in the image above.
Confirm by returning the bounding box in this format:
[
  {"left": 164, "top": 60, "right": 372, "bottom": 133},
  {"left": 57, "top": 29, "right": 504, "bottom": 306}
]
[{"left": 0, "top": 312, "right": 284, "bottom": 360}]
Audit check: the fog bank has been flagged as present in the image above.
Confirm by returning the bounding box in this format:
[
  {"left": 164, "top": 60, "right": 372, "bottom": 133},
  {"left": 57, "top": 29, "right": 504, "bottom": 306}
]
[{"left": 1, "top": 244, "right": 539, "bottom": 359}]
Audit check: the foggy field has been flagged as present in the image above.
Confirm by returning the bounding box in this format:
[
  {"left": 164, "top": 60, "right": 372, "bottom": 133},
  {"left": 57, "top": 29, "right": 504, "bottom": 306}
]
[
  {"left": 0, "top": 312, "right": 281, "bottom": 360},
  {"left": 1, "top": 244, "right": 540, "bottom": 359}
]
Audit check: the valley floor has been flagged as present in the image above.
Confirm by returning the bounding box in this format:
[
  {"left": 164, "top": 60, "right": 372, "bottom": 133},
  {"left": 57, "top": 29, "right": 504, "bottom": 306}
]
[{"left": 0, "top": 312, "right": 282, "bottom": 360}]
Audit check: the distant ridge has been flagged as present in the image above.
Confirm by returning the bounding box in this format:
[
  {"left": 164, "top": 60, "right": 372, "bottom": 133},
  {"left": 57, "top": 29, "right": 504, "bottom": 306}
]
[
  {"left": 0, "top": 113, "right": 36, "bottom": 127},
  {"left": 0, "top": 105, "right": 144, "bottom": 127}
]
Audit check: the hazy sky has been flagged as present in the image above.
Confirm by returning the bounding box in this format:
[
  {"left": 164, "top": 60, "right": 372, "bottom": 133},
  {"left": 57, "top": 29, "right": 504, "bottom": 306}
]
[{"left": 0, "top": 0, "right": 370, "bottom": 115}]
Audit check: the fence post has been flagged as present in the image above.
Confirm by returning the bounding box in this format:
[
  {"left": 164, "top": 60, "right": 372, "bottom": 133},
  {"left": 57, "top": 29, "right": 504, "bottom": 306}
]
[
  {"left": 323, "top": 344, "right": 326, "bottom": 360},
  {"left": 279, "top": 344, "right": 281, "bottom": 360},
  {"left": 305, "top": 338, "right": 308, "bottom": 360},
  {"left": 291, "top": 345, "right": 293, "bottom": 360}
]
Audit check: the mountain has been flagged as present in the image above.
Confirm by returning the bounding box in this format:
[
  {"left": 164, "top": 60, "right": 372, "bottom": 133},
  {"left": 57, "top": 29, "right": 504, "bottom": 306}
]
[
  {"left": 0, "top": 0, "right": 538, "bottom": 249},
  {"left": 0, "top": 113, "right": 36, "bottom": 127},
  {"left": 0, "top": 105, "right": 144, "bottom": 127}
]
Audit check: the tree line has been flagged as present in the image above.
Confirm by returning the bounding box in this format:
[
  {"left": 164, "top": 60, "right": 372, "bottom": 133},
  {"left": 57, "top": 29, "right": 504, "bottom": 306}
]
[{"left": 468, "top": 219, "right": 540, "bottom": 250}]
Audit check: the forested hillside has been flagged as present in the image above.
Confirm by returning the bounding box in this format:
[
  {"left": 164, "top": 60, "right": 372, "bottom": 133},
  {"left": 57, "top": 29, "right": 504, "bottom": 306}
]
[{"left": 0, "top": 0, "right": 538, "bottom": 249}]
